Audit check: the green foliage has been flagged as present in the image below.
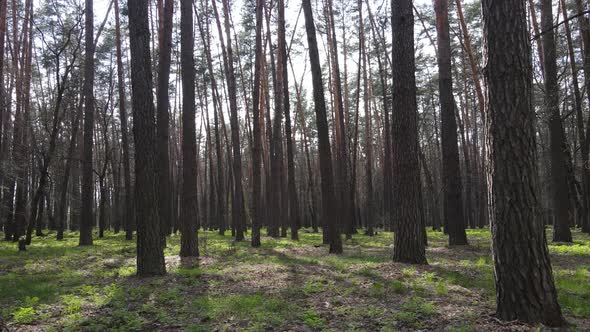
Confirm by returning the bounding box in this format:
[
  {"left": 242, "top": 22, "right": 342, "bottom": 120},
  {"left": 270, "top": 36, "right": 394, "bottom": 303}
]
[
  {"left": 302, "top": 276, "right": 330, "bottom": 295},
  {"left": 193, "top": 294, "right": 295, "bottom": 328},
  {"left": 302, "top": 309, "right": 325, "bottom": 329},
  {"left": 12, "top": 306, "right": 36, "bottom": 324},
  {"left": 389, "top": 280, "right": 407, "bottom": 294},
  {"left": 1, "top": 229, "right": 590, "bottom": 330},
  {"left": 370, "top": 282, "right": 385, "bottom": 298},
  {"left": 394, "top": 297, "right": 436, "bottom": 328}
]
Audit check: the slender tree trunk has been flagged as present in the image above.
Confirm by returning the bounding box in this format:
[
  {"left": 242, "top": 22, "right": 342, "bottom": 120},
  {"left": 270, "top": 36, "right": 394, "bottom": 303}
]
[
  {"left": 302, "top": 0, "right": 342, "bottom": 254},
  {"left": 128, "top": 0, "right": 166, "bottom": 276},
  {"left": 0, "top": 0, "right": 7, "bottom": 165},
  {"left": 195, "top": 5, "right": 225, "bottom": 235},
  {"left": 211, "top": 0, "right": 245, "bottom": 240},
  {"left": 541, "top": 0, "right": 573, "bottom": 243},
  {"left": 179, "top": 0, "right": 198, "bottom": 258},
  {"left": 14, "top": 0, "right": 33, "bottom": 241},
  {"left": 57, "top": 94, "right": 83, "bottom": 240},
  {"left": 114, "top": 0, "right": 134, "bottom": 241},
  {"left": 80, "top": 0, "right": 95, "bottom": 246},
  {"left": 278, "top": 0, "right": 299, "bottom": 240},
  {"left": 327, "top": 0, "right": 352, "bottom": 243},
  {"left": 251, "top": 0, "right": 263, "bottom": 247},
  {"left": 575, "top": 0, "right": 590, "bottom": 232},
  {"left": 156, "top": 0, "right": 174, "bottom": 243},
  {"left": 358, "top": 0, "right": 373, "bottom": 237},
  {"left": 560, "top": 0, "right": 589, "bottom": 233},
  {"left": 435, "top": 0, "right": 468, "bottom": 246},
  {"left": 482, "top": 0, "right": 565, "bottom": 325}
]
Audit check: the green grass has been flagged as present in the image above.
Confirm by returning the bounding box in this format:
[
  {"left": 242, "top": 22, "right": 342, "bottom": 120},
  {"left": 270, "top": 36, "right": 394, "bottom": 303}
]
[{"left": 1, "top": 228, "right": 589, "bottom": 330}]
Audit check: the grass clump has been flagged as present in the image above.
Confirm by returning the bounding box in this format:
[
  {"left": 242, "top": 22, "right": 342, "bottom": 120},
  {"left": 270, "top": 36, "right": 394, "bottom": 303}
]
[
  {"left": 12, "top": 306, "right": 36, "bottom": 324},
  {"left": 302, "top": 309, "right": 325, "bottom": 329},
  {"left": 394, "top": 297, "right": 436, "bottom": 328},
  {"left": 193, "top": 293, "right": 295, "bottom": 328}
]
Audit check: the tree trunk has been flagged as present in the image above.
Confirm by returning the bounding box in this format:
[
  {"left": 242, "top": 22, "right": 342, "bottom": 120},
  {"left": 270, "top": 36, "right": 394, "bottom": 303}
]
[
  {"left": 482, "top": 0, "right": 565, "bottom": 325},
  {"left": 302, "top": 0, "right": 342, "bottom": 254},
  {"left": 211, "top": 0, "right": 245, "bottom": 241},
  {"left": 541, "top": 0, "right": 573, "bottom": 243},
  {"left": 195, "top": 5, "right": 225, "bottom": 236},
  {"left": 114, "top": 0, "right": 134, "bottom": 241},
  {"left": 79, "top": 0, "right": 95, "bottom": 246},
  {"left": 327, "top": 0, "right": 352, "bottom": 243},
  {"left": 358, "top": 0, "right": 374, "bottom": 237},
  {"left": 278, "top": 0, "right": 299, "bottom": 241},
  {"left": 128, "top": 0, "right": 166, "bottom": 276},
  {"left": 575, "top": 0, "right": 590, "bottom": 232},
  {"left": 390, "top": 0, "right": 427, "bottom": 264},
  {"left": 560, "top": 0, "right": 589, "bottom": 233},
  {"left": 435, "top": 0, "right": 468, "bottom": 246},
  {"left": 156, "top": 0, "right": 174, "bottom": 243},
  {"left": 179, "top": 0, "right": 198, "bottom": 258},
  {"left": 251, "top": 0, "right": 264, "bottom": 248}
]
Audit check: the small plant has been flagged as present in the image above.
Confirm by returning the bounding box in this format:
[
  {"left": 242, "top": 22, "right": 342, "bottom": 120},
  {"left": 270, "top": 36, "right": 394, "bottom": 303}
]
[
  {"left": 302, "top": 309, "right": 325, "bottom": 329},
  {"left": 394, "top": 297, "right": 436, "bottom": 328},
  {"left": 435, "top": 281, "right": 449, "bottom": 296},
  {"left": 61, "top": 294, "right": 83, "bottom": 314},
  {"left": 302, "top": 277, "right": 328, "bottom": 295},
  {"left": 390, "top": 280, "right": 406, "bottom": 294},
  {"left": 12, "top": 306, "right": 36, "bottom": 324},
  {"left": 370, "top": 282, "right": 385, "bottom": 298},
  {"left": 401, "top": 267, "right": 417, "bottom": 279}
]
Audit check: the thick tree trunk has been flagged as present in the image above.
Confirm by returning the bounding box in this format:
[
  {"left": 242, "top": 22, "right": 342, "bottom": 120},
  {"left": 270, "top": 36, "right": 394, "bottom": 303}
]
[
  {"left": 179, "top": 0, "right": 198, "bottom": 258},
  {"left": 390, "top": 0, "right": 427, "bottom": 264},
  {"left": 302, "top": 0, "right": 342, "bottom": 254},
  {"left": 435, "top": 0, "right": 468, "bottom": 246},
  {"left": 128, "top": 0, "right": 166, "bottom": 276},
  {"left": 482, "top": 0, "right": 565, "bottom": 325}
]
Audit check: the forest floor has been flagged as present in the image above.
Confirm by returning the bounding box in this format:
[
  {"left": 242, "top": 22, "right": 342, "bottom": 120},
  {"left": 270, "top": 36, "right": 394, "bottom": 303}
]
[{"left": 0, "top": 228, "right": 589, "bottom": 332}]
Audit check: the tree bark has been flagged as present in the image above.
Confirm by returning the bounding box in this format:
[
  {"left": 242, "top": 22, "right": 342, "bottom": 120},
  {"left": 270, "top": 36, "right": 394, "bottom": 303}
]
[
  {"left": 211, "top": 0, "right": 245, "bottom": 241},
  {"left": 302, "top": 0, "right": 342, "bottom": 254},
  {"left": 251, "top": 0, "right": 264, "bottom": 247},
  {"left": 278, "top": 0, "right": 300, "bottom": 241},
  {"left": 541, "top": 0, "right": 573, "bottom": 243},
  {"left": 435, "top": 0, "right": 468, "bottom": 246},
  {"left": 128, "top": 0, "right": 166, "bottom": 276},
  {"left": 156, "top": 0, "right": 174, "bottom": 242},
  {"left": 575, "top": 0, "right": 590, "bottom": 232},
  {"left": 390, "top": 0, "right": 427, "bottom": 264},
  {"left": 114, "top": 0, "right": 134, "bottom": 241},
  {"left": 79, "top": 0, "right": 95, "bottom": 246},
  {"left": 482, "top": 0, "right": 565, "bottom": 325},
  {"left": 180, "top": 0, "right": 199, "bottom": 258}
]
